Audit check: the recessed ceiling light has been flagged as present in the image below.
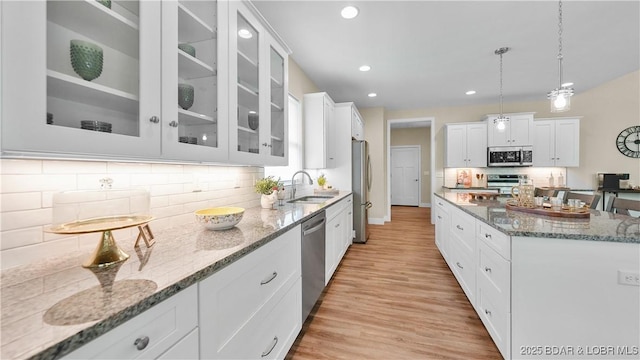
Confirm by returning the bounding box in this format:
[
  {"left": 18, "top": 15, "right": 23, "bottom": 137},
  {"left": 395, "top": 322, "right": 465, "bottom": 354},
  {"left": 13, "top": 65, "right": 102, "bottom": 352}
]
[
  {"left": 238, "top": 29, "right": 252, "bottom": 39},
  {"left": 341, "top": 6, "right": 359, "bottom": 19},
  {"left": 562, "top": 82, "right": 574, "bottom": 87},
  {"left": 368, "top": 93, "right": 377, "bottom": 98},
  {"left": 359, "top": 65, "right": 371, "bottom": 72},
  {"left": 466, "top": 90, "right": 476, "bottom": 95}
]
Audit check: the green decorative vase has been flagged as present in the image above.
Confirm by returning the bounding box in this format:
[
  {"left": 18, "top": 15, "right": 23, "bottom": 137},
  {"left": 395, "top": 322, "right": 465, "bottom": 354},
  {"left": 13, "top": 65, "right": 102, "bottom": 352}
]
[
  {"left": 70, "top": 40, "right": 103, "bottom": 81},
  {"left": 178, "top": 43, "right": 196, "bottom": 58},
  {"left": 95, "top": 0, "right": 111, "bottom": 9},
  {"left": 178, "top": 84, "right": 194, "bottom": 110}
]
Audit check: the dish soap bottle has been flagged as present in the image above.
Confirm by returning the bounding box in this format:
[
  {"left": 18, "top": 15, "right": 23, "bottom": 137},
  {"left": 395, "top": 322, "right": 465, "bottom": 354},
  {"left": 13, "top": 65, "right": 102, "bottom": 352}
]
[
  {"left": 548, "top": 172, "right": 555, "bottom": 187},
  {"left": 558, "top": 172, "right": 565, "bottom": 187}
]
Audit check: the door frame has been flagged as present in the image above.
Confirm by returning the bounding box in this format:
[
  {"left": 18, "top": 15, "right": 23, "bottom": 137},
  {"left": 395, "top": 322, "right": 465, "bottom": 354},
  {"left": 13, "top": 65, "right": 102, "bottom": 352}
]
[
  {"left": 390, "top": 145, "right": 421, "bottom": 206},
  {"left": 386, "top": 117, "right": 436, "bottom": 224}
]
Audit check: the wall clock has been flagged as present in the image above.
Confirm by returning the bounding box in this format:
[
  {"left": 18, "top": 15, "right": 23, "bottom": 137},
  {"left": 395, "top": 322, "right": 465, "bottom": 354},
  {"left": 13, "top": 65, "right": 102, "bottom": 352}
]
[{"left": 616, "top": 125, "right": 640, "bottom": 158}]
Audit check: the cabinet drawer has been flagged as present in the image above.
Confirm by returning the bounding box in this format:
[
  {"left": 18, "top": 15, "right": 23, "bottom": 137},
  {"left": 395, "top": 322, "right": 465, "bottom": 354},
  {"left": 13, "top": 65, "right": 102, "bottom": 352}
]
[
  {"left": 477, "top": 241, "right": 511, "bottom": 309},
  {"left": 157, "top": 328, "right": 199, "bottom": 360},
  {"left": 326, "top": 195, "right": 351, "bottom": 220},
  {"left": 209, "top": 278, "right": 301, "bottom": 359},
  {"left": 477, "top": 222, "right": 510, "bottom": 260},
  {"left": 477, "top": 284, "right": 511, "bottom": 359},
  {"left": 448, "top": 237, "right": 476, "bottom": 303},
  {"left": 199, "top": 226, "right": 301, "bottom": 358},
  {"left": 435, "top": 197, "right": 450, "bottom": 212},
  {"left": 450, "top": 207, "right": 475, "bottom": 253},
  {"left": 64, "top": 285, "right": 198, "bottom": 359}
]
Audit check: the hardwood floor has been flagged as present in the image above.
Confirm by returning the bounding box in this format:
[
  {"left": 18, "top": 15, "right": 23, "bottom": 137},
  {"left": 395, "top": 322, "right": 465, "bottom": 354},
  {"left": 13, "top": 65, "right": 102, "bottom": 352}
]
[{"left": 286, "top": 206, "right": 501, "bottom": 360}]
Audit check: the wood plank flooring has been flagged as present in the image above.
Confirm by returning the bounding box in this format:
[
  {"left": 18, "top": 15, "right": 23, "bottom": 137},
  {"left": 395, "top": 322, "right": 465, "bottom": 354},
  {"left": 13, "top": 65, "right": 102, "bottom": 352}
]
[{"left": 286, "top": 206, "right": 501, "bottom": 360}]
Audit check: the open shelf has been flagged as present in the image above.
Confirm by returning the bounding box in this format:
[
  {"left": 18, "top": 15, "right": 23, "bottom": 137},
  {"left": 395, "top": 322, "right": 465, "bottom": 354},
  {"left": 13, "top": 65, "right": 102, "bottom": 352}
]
[
  {"left": 237, "top": 125, "right": 257, "bottom": 134},
  {"left": 270, "top": 76, "right": 283, "bottom": 88},
  {"left": 178, "top": 3, "right": 215, "bottom": 43},
  {"left": 47, "top": 0, "right": 139, "bottom": 58},
  {"left": 178, "top": 109, "right": 216, "bottom": 126},
  {"left": 178, "top": 50, "right": 216, "bottom": 79},
  {"left": 47, "top": 70, "right": 138, "bottom": 114},
  {"left": 270, "top": 102, "right": 283, "bottom": 112}
]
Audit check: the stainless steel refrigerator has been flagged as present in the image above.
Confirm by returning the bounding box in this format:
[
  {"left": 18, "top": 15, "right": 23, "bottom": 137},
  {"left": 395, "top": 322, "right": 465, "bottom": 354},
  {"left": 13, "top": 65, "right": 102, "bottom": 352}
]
[{"left": 352, "top": 140, "right": 372, "bottom": 243}]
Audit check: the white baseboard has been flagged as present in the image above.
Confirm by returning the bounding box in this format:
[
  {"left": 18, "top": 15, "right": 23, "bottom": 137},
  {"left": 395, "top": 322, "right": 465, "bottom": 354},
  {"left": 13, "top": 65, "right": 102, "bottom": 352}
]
[
  {"left": 420, "top": 202, "right": 431, "bottom": 208},
  {"left": 368, "top": 217, "right": 385, "bottom": 225}
]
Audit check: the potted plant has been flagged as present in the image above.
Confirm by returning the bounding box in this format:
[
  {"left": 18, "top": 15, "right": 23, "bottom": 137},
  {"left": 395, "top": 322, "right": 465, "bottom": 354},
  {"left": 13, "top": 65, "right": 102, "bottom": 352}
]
[
  {"left": 255, "top": 176, "right": 282, "bottom": 208},
  {"left": 317, "top": 174, "right": 327, "bottom": 189}
]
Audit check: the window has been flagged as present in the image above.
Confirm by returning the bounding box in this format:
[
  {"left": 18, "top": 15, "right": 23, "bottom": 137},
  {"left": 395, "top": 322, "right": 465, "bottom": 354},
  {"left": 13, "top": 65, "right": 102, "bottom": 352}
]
[{"left": 265, "top": 94, "right": 302, "bottom": 183}]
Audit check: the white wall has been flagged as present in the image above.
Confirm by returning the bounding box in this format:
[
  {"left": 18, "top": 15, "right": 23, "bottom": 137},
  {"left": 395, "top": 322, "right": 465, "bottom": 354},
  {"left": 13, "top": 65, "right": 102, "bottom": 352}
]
[{"left": 0, "top": 159, "right": 263, "bottom": 270}]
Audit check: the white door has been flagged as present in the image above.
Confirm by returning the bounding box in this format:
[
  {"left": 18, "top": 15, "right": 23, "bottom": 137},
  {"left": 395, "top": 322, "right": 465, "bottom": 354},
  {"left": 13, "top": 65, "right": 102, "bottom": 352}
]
[{"left": 390, "top": 146, "right": 420, "bottom": 206}]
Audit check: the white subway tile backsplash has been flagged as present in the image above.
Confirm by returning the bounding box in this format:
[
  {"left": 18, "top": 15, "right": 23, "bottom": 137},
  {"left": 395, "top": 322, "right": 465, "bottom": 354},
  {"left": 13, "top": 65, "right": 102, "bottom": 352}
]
[
  {"left": 0, "top": 227, "right": 43, "bottom": 250},
  {"left": 107, "top": 162, "right": 152, "bottom": 174},
  {"left": 0, "top": 160, "right": 43, "bottom": 174},
  {"left": 2, "top": 174, "right": 77, "bottom": 193},
  {"left": 0, "top": 159, "right": 263, "bottom": 269},
  {"left": 0, "top": 193, "right": 42, "bottom": 212},
  {"left": 42, "top": 160, "right": 106, "bottom": 174},
  {"left": 1, "top": 209, "right": 52, "bottom": 232}
]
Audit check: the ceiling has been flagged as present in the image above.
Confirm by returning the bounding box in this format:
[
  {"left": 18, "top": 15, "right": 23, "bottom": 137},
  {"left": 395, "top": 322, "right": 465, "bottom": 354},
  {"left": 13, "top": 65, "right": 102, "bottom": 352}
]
[{"left": 252, "top": 1, "right": 640, "bottom": 111}]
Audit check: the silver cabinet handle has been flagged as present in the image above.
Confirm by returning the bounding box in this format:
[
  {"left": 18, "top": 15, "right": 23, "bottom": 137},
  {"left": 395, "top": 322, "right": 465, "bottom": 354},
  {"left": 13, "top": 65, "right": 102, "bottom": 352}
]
[
  {"left": 437, "top": 215, "right": 442, "bottom": 219},
  {"left": 335, "top": 223, "right": 340, "bottom": 228},
  {"left": 456, "top": 262, "right": 463, "bottom": 269},
  {"left": 169, "top": 121, "right": 179, "bottom": 127},
  {"left": 260, "top": 271, "right": 277, "bottom": 285},
  {"left": 261, "top": 336, "right": 278, "bottom": 357},
  {"left": 348, "top": 212, "right": 352, "bottom": 215},
  {"left": 149, "top": 116, "right": 159, "bottom": 123},
  {"left": 485, "top": 233, "right": 492, "bottom": 239},
  {"left": 456, "top": 225, "right": 463, "bottom": 231},
  {"left": 485, "top": 309, "right": 492, "bottom": 316},
  {"left": 262, "top": 142, "right": 269, "bottom": 147},
  {"left": 134, "top": 336, "right": 150, "bottom": 351},
  {"left": 484, "top": 267, "right": 492, "bottom": 273}
]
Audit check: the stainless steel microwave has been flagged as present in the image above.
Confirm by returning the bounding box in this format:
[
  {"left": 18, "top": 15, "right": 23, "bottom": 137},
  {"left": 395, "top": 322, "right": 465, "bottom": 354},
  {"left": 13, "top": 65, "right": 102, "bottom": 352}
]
[{"left": 487, "top": 146, "right": 533, "bottom": 167}]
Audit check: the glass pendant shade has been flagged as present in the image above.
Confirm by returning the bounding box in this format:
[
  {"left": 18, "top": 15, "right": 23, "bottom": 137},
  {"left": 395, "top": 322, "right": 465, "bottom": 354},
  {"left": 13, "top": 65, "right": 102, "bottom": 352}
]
[{"left": 548, "top": 87, "right": 573, "bottom": 112}]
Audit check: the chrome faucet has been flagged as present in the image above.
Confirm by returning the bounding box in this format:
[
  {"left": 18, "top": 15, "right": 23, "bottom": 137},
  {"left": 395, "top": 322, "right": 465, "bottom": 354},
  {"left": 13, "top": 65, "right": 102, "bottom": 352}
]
[{"left": 291, "top": 170, "right": 313, "bottom": 199}]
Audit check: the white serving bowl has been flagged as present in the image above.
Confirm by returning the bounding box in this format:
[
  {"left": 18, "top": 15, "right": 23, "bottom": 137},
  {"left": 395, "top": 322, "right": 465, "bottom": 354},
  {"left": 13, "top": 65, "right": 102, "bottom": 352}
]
[{"left": 195, "top": 207, "right": 245, "bottom": 230}]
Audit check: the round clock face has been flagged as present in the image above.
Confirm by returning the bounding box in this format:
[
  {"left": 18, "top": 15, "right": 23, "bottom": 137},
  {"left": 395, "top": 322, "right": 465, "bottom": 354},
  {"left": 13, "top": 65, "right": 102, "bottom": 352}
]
[{"left": 616, "top": 125, "right": 640, "bottom": 158}]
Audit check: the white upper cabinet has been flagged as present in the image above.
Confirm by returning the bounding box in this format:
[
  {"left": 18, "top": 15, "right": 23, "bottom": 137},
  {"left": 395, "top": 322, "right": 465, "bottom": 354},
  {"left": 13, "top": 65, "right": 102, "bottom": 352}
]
[
  {"left": 1, "top": 0, "right": 289, "bottom": 165},
  {"left": 161, "top": 0, "right": 228, "bottom": 162},
  {"left": 304, "top": 92, "right": 336, "bottom": 169},
  {"left": 351, "top": 105, "right": 365, "bottom": 141},
  {"left": 485, "top": 112, "right": 534, "bottom": 147},
  {"left": 228, "top": 1, "right": 290, "bottom": 166},
  {"left": 445, "top": 122, "right": 487, "bottom": 168},
  {"left": 2, "top": 1, "right": 161, "bottom": 159},
  {"left": 533, "top": 117, "right": 580, "bottom": 167}
]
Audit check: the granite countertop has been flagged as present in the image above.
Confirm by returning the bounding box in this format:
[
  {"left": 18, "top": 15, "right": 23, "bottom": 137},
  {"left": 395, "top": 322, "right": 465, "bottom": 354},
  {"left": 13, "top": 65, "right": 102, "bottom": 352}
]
[
  {"left": 0, "top": 191, "right": 352, "bottom": 360},
  {"left": 435, "top": 192, "right": 640, "bottom": 243}
]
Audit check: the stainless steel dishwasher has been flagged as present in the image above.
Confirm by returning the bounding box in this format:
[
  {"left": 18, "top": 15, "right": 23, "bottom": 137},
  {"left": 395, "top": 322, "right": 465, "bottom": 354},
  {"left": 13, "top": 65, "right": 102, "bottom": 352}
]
[{"left": 301, "top": 210, "right": 326, "bottom": 322}]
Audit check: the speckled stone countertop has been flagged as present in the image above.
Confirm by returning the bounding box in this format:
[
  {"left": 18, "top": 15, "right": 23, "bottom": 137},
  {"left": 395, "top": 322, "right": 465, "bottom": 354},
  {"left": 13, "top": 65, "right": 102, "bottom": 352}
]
[
  {"left": 435, "top": 192, "right": 640, "bottom": 243},
  {"left": 0, "top": 192, "right": 351, "bottom": 360}
]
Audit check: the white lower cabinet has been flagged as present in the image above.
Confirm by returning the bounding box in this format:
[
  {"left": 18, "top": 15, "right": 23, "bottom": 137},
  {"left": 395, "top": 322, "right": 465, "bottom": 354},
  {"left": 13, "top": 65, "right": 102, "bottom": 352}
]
[
  {"left": 447, "top": 206, "right": 477, "bottom": 302},
  {"left": 434, "top": 198, "right": 451, "bottom": 261},
  {"left": 325, "top": 195, "right": 353, "bottom": 285},
  {"left": 198, "top": 226, "right": 302, "bottom": 359},
  {"left": 476, "top": 240, "right": 511, "bottom": 359},
  {"left": 63, "top": 285, "right": 199, "bottom": 359}
]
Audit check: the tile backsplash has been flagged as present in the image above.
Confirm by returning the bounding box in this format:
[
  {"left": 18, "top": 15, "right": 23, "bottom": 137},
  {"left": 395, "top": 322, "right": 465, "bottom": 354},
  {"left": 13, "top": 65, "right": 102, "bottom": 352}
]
[{"left": 0, "top": 159, "right": 265, "bottom": 270}]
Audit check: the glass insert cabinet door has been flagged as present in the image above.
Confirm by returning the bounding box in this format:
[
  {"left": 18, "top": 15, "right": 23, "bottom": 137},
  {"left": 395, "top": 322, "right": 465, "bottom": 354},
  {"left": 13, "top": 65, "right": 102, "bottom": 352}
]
[
  {"left": 269, "top": 44, "right": 287, "bottom": 160},
  {"left": 1, "top": 1, "right": 162, "bottom": 157},
  {"left": 161, "top": 0, "right": 228, "bottom": 162},
  {"left": 235, "top": 11, "right": 260, "bottom": 155}
]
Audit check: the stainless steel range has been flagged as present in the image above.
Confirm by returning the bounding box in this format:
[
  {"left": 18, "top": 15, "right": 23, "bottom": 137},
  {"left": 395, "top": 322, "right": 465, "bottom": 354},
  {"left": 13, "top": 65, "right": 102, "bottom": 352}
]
[{"left": 487, "top": 174, "right": 524, "bottom": 194}]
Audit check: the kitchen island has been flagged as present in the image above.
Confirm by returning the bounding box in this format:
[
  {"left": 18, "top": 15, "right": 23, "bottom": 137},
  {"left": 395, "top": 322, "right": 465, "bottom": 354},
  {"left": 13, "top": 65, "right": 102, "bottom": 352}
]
[
  {"left": 434, "top": 192, "right": 639, "bottom": 359},
  {"left": 0, "top": 192, "right": 351, "bottom": 360}
]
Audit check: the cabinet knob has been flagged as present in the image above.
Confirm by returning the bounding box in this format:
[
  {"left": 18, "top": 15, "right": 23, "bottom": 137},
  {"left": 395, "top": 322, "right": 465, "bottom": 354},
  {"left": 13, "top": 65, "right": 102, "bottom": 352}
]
[
  {"left": 169, "top": 121, "right": 179, "bottom": 128},
  {"left": 485, "top": 233, "right": 492, "bottom": 239},
  {"left": 484, "top": 267, "right": 492, "bottom": 273},
  {"left": 484, "top": 309, "right": 492, "bottom": 316},
  {"left": 149, "top": 116, "right": 159, "bottom": 124},
  {"left": 134, "top": 336, "right": 150, "bottom": 351},
  {"left": 456, "top": 224, "right": 464, "bottom": 231},
  {"left": 262, "top": 142, "right": 268, "bottom": 147}
]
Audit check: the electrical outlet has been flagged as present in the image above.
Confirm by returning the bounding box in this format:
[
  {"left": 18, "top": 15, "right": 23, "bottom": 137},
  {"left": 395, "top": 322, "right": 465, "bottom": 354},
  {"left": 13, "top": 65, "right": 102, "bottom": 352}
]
[{"left": 618, "top": 270, "right": 640, "bottom": 286}]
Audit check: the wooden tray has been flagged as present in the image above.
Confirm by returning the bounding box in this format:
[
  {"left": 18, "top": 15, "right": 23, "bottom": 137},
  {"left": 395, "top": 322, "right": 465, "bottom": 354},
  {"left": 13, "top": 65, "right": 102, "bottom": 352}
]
[{"left": 505, "top": 201, "right": 590, "bottom": 218}]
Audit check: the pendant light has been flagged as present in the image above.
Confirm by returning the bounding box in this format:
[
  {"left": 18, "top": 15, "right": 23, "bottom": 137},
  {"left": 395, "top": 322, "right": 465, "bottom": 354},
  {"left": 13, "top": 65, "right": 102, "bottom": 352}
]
[
  {"left": 547, "top": 0, "right": 573, "bottom": 112},
  {"left": 494, "top": 47, "right": 510, "bottom": 131}
]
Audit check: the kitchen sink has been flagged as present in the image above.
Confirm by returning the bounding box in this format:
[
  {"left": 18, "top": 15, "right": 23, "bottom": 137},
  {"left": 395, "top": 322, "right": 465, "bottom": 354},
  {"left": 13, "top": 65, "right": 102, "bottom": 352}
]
[{"left": 287, "top": 195, "right": 334, "bottom": 204}]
